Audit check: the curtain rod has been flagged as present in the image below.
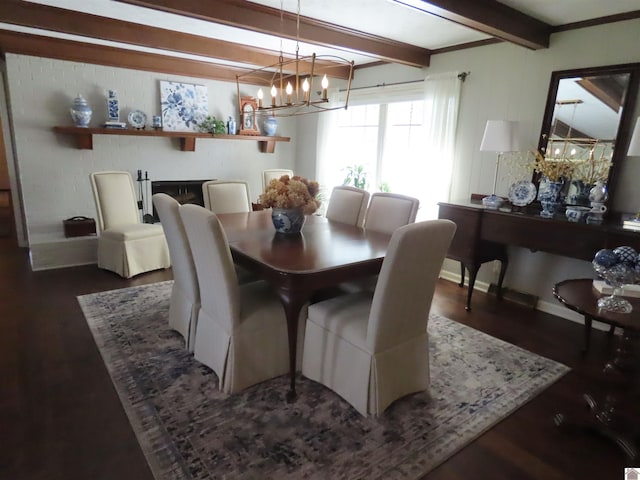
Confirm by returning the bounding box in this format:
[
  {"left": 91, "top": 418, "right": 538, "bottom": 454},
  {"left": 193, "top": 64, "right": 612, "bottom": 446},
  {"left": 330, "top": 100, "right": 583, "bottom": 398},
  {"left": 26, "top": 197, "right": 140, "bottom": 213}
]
[{"left": 339, "top": 71, "right": 470, "bottom": 92}]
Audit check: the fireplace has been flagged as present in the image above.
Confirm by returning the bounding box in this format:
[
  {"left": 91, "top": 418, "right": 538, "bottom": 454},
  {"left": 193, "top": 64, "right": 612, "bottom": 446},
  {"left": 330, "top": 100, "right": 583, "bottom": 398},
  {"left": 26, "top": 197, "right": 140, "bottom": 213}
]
[{"left": 151, "top": 179, "right": 213, "bottom": 222}]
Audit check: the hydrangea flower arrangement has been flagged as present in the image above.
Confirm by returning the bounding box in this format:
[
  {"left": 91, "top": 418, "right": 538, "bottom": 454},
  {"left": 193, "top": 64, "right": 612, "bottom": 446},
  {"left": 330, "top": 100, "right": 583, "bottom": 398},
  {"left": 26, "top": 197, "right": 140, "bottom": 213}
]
[{"left": 259, "top": 175, "right": 321, "bottom": 215}]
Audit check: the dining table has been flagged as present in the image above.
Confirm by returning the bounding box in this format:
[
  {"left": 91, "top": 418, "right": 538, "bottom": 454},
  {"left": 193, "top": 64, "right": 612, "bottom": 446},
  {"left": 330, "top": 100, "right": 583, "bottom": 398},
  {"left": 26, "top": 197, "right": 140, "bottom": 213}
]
[{"left": 217, "top": 210, "right": 393, "bottom": 401}]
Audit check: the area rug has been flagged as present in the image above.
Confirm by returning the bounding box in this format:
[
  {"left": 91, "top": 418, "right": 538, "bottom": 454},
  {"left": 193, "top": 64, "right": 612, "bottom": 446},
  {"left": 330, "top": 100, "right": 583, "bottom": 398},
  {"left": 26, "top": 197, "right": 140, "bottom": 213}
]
[{"left": 78, "top": 281, "right": 570, "bottom": 480}]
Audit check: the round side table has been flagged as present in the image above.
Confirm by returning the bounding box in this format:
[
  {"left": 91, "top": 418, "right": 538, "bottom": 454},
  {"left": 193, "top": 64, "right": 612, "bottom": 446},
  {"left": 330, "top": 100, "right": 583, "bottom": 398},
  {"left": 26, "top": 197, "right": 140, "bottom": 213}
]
[{"left": 553, "top": 278, "right": 640, "bottom": 460}]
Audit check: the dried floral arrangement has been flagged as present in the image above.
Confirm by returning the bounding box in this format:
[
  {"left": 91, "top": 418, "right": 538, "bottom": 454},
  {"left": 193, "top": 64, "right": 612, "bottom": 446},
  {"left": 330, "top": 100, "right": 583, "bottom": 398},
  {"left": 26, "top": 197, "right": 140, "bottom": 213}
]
[
  {"left": 259, "top": 175, "right": 321, "bottom": 215},
  {"left": 569, "top": 153, "right": 611, "bottom": 184},
  {"left": 531, "top": 150, "right": 575, "bottom": 182}
]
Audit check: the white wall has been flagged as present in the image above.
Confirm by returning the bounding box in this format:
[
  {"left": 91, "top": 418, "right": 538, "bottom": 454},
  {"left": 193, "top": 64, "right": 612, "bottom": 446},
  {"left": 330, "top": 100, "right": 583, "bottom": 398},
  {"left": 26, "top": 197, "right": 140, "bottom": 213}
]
[
  {"left": 296, "top": 18, "right": 640, "bottom": 308},
  {"left": 3, "top": 54, "right": 296, "bottom": 268}
]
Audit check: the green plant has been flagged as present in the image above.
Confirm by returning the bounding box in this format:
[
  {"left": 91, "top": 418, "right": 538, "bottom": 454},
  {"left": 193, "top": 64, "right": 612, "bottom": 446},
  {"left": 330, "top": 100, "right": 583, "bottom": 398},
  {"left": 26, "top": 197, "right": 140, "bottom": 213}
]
[
  {"left": 199, "top": 115, "right": 226, "bottom": 135},
  {"left": 378, "top": 181, "right": 390, "bottom": 193},
  {"left": 342, "top": 165, "right": 368, "bottom": 190}
]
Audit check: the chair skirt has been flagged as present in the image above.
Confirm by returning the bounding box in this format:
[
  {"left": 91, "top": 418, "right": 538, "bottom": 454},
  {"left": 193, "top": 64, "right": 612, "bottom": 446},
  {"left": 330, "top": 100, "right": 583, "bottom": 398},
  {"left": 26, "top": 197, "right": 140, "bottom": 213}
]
[
  {"left": 169, "top": 283, "right": 200, "bottom": 352},
  {"left": 302, "top": 293, "right": 430, "bottom": 416},
  {"left": 98, "top": 224, "right": 170, "bottom": 278},
  {"left": 193, "top": 281, "right": 306, "bottom": 394}
]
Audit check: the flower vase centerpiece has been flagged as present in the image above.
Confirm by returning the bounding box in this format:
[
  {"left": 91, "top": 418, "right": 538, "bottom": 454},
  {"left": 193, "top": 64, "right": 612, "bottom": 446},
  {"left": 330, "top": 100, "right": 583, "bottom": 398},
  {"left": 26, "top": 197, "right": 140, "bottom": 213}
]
[
  {"left": 532, "top": 151, "right": 574, "bottom": 218},
  {"left": 259, "top": 175, "right": 320, "bottom": 234}
]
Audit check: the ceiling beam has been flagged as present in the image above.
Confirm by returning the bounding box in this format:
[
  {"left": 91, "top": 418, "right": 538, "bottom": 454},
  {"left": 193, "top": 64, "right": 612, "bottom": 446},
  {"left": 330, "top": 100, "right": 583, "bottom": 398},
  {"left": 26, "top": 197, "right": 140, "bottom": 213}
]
[
  {"left": 393, "top": 0, "right": 551, "bottom": 50},
  {"left": 0, "top": 30, "right": 293, "bottom": 86},
  {"left": 0, "top": 0, "right": 352, "bottom": 79},
  {"left": 115, "top": 0, "right": 432, "bottom": 67}
]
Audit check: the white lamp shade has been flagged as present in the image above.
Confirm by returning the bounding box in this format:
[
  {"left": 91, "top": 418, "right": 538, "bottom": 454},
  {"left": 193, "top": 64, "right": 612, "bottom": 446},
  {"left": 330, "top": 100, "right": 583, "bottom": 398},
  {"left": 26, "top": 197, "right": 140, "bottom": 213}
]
[
  {"left": 480, "top": 120, "right": 520, "bottom": 152},
  {"left": 628, "top": 117, "right": 640, "bottom": 157}
]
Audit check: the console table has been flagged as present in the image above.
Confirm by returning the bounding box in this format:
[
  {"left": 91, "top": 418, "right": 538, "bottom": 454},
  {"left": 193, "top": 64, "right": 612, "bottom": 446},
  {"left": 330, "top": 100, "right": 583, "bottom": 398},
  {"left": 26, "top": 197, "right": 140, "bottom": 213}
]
[{"left": 438, "top": 200, "right": 640, "bottom": 310}]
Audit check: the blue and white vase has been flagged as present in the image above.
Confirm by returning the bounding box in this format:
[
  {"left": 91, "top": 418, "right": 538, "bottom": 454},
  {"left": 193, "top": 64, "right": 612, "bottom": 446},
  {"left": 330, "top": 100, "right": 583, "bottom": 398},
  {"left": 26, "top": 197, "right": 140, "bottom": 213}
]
[
  {"left": 107, "top": 90, "right": 119, "bottom": 122},
  {"left": 271, "top": 208, "right": 305, "bottom": 234},
  {"left": 263, "top": 116, "right": 278, "bottom": 136},
  {"left": 539, "top": 180, "right": 563, "bottom": 218},
  {"left": 227, "top": 116, "right": 236, "bottom": 135},
  {"left": 70, "top": 94, "right": 92, "bottom": 128}
]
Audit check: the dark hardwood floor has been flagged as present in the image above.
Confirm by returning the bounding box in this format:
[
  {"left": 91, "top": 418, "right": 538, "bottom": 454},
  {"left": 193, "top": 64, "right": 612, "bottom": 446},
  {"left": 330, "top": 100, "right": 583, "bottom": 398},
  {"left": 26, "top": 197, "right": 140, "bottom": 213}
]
[{"left": 0, "top": 231, "right": 634, "bottom": 479}]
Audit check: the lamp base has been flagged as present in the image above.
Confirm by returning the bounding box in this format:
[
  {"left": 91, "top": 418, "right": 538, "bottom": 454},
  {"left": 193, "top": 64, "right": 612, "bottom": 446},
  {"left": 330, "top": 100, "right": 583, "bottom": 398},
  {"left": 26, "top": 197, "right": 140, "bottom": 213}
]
[{"left": 482, "top": 194, "right": 504, "bottom": 210}]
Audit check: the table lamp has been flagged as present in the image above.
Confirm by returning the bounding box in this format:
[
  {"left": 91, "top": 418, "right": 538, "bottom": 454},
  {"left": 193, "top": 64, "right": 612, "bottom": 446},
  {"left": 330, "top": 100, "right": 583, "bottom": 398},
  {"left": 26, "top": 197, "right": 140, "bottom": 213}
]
[
  {"left": 627, "top": 116, "right": 640, "bottom": 219},
  {"left": 480, "top": 120, "right": 520, "bottom": 209}
]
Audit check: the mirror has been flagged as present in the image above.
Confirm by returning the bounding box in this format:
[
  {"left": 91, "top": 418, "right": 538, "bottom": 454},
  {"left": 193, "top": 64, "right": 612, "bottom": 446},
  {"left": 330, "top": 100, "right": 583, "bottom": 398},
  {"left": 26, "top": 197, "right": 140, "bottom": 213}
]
[{"left": 536, "top": 63, "right": 640, "bottom": 208}]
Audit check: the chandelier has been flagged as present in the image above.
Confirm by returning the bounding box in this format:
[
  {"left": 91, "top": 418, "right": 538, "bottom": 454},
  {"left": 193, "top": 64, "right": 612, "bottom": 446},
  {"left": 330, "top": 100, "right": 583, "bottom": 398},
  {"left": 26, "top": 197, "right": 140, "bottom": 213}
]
[{"left": 235, "top": 0, "right": 354, "bottom": 118}]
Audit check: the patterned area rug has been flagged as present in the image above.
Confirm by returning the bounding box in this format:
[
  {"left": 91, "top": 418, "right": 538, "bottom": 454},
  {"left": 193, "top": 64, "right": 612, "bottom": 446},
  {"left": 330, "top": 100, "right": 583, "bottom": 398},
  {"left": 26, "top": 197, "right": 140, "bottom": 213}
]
[{"left": 78, "top": 281, "right": 569, "bottom": 480}]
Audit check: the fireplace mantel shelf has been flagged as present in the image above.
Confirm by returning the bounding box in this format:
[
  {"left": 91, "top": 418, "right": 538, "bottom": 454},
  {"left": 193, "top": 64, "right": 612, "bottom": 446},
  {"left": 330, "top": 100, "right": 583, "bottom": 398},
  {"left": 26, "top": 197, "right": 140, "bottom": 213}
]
[{"left": 52, "top": 126, "right": 290, "bottom": 153}]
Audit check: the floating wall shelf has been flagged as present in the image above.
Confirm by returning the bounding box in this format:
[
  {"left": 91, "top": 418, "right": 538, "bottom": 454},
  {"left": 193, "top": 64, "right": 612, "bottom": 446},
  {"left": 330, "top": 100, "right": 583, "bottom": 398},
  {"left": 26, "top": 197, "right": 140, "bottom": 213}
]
[{"left": 52, "top": 126, "right": 290, "bottom": 153}]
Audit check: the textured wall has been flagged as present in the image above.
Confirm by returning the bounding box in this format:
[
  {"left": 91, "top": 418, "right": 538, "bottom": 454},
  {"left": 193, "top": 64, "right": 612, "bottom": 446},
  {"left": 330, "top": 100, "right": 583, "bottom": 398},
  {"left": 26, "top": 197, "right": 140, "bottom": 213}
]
[{"left": 4, "top": 55, "right": 296, "bottom": 254}]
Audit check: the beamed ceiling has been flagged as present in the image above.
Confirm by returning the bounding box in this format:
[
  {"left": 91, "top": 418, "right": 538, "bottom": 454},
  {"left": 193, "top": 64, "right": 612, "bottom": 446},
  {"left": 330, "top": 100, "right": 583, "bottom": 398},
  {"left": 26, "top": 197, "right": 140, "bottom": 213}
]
[{"left": 0, "top": 0, "right": 639, "bottom": 84}]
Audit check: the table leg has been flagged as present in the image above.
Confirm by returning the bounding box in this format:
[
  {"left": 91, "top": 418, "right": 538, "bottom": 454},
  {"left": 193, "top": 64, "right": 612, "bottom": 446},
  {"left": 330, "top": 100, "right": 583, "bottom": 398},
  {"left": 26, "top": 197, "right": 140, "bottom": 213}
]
[
  {"left": 583, "top": 315, "right": 593, "bottom": 353},
  {"left": 274, "top": 288, "right": 308, "bottom": 403},
  {"left": 495, "top": 258, "right": 508, "bottom": 301},
  {"left": 554, "top": 327, "right": 640, "bottom": 460},
  {"left": 604, "top": 328, "right": 639, "bottom": 373},
  {"left": 465, "top": 263, "right": 481, "bottom": 312},
  {"left": 554, "top": 393, "right": 638, "bottom": 460}
]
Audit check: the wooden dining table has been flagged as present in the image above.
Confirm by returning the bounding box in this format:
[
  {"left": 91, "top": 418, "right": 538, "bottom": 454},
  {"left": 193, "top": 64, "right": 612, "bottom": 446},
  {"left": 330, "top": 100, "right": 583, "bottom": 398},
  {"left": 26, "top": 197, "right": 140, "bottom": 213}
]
[{"left": 217, "top": 210, "right": 392, "bottom": 401}]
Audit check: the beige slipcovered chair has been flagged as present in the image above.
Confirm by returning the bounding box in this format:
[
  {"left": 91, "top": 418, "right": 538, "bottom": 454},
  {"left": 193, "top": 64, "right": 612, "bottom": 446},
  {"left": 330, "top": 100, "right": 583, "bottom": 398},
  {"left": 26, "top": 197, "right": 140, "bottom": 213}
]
[
  {"left": 178, "top": 204, "right": 306, "bottom": 393},
  {"left": 262, "top": 169, "right": 294, "bottom": 191},
  {"left": 152, "top": 193, "right": 200, "bottom": 351},
  {"left": 89, "top": 171, "right": 170, "bottom": 278},
  {"left": 341, "top": 192, "right": 420, "bottom": 293},
  {"left": 363, "top": 192, "right": 420, "bottom": 234},
  {"left": 325, "top": 185, "right": 371, "bottom": 228},
  {"left": 302, "top": 219, "right": 456, "bottom": 416},
  {"left": 202, "top": 180, "right": 251, "bottom": 214}
]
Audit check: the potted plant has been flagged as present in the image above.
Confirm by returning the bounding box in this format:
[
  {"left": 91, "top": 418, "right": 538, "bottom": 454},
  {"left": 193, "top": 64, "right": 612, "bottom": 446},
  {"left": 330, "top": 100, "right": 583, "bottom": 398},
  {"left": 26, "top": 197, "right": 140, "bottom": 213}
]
[{"left": 199, "top": 115, "right": 227, "bottom": 135}]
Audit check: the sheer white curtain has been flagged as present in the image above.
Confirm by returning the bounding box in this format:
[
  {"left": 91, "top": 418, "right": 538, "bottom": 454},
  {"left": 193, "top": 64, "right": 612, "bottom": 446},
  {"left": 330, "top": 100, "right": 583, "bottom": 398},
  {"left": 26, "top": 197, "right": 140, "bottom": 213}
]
[
  {"left": 418, "top": 72, "right": 462, "bottom": 219},
  {"left": 315, "top": 89, "right": 340, "bottom": 213},
  {"left": 315, "top": 72, "right": 461, "bottom": 219}
]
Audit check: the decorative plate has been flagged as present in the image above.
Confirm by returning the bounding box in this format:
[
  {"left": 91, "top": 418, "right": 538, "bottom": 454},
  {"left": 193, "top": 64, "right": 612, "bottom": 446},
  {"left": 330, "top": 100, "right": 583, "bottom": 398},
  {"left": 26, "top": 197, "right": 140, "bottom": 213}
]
[
  {"left": 508, "top": 181, "right": 537, "bottom": 206},
  {"left": 127, "top": 110, "right": 147, "bottom": 129}
]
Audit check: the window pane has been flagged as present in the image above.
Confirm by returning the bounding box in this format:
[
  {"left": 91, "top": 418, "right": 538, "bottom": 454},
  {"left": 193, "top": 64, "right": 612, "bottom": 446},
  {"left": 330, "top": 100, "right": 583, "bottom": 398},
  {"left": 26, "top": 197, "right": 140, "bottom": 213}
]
[
  {"left": 380, "top": 101, "right": 427, "bottom": 197},
  {"left": 331, "top": 105, "right": 380, "bottom": 189}
]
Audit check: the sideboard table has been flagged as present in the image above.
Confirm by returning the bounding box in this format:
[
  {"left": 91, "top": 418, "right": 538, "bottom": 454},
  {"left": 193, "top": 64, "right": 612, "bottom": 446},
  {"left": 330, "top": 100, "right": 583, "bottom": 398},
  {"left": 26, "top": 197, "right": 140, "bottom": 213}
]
[
  {"left": 553, "top": 278, "right": 640, "bottom": 460},
  {"left": 438, "top": 200, "right": 640, "bottom": 311}
]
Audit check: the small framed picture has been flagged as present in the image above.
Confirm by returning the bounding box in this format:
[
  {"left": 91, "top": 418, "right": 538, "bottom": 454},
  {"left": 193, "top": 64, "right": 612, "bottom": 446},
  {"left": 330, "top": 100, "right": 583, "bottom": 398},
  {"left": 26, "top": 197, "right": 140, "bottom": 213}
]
[{"left": 239, "top": 96, "right": 259, "bottom": 135}]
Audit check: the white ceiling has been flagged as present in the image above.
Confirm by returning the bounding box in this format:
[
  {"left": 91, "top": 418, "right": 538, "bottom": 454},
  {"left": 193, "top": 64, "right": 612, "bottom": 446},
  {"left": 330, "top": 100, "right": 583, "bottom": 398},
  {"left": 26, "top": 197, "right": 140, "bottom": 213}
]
[{"left": 5, "top": 0, "right": 640, "bottom": 70}]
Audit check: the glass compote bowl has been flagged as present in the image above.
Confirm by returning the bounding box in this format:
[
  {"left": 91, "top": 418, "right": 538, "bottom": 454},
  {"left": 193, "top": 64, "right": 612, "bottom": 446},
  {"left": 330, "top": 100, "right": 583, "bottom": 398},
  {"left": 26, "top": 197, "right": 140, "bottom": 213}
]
[{"left": 592, "top": 261, "right": 640, "bottom": 313}]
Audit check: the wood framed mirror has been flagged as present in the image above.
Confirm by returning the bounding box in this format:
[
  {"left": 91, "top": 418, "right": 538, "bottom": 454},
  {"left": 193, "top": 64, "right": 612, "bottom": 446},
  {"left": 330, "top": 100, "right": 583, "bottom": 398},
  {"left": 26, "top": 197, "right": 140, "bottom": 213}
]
[{"left": 536, "top": 63, "right": 640, "bottom": 207}]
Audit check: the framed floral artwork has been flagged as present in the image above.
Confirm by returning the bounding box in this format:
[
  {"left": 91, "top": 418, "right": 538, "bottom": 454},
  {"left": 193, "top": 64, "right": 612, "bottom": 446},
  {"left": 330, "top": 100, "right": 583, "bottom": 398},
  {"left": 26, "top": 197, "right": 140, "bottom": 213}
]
[{"left": 159, "top": 81, "right": 208, "bottom": 132}]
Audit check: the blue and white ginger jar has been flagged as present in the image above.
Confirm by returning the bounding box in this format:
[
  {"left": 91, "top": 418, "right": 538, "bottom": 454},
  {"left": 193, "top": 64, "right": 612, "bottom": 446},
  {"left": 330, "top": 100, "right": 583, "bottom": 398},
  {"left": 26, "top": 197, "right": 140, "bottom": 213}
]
[{"left": 70, "top": 94, "right": 92, "bottom": 128}]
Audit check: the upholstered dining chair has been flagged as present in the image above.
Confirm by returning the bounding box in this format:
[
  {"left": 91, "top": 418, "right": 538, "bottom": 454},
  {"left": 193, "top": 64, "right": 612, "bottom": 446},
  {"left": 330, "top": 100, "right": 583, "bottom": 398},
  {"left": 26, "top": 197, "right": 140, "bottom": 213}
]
[
  {"left": 89, "top": 171, "right": 170, "bottom": 278},
  {"left": 363, "top": 192, "right": 420, "bottom": 234},
  {"left": 324, "top": 185, "right": 370, "bottom": 228},
  {"left": 152, "top": 193, "right": 200, "bottom": 351},
  {"left": 262, "top": 169, "right": 294, "bottom": 191},
  {"left": 339, "top": 192, "right": 420, "bottom": 294},
  {"left": 178, "top": 204, "right": 306, "bottom": 394},
  {"left": 202, "top": 180, "right": 252, "bottom": 214},
  {"left": 301, "top": 219, "right": 456, "bottom": 417}
]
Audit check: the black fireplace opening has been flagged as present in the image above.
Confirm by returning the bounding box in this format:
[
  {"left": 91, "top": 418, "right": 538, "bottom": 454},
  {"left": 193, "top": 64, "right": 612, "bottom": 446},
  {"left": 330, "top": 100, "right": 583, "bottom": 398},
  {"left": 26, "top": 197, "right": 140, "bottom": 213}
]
[{"left": 151, "top": 179, "right": 213, "bottom": 222}]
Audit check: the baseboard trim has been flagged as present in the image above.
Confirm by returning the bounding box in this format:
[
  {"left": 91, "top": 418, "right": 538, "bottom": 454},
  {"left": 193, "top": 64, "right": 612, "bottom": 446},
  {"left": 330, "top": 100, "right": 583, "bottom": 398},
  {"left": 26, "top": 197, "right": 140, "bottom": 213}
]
[
  {"left": 30, "top": 237, "right": 97, "bottom": 271},
  {"left": 439, "top": 269, "right": 610, "bottom": 332}
]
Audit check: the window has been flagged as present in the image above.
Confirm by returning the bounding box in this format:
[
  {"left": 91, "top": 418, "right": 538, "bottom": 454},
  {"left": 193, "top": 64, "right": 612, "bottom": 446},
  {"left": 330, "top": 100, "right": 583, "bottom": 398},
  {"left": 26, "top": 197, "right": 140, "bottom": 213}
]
[
  {"left": 317, "top": 73, "right": 461, "bottom": 220},
  {"left": 329, "top": 99, "right": 430, "bottom": 217}
]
